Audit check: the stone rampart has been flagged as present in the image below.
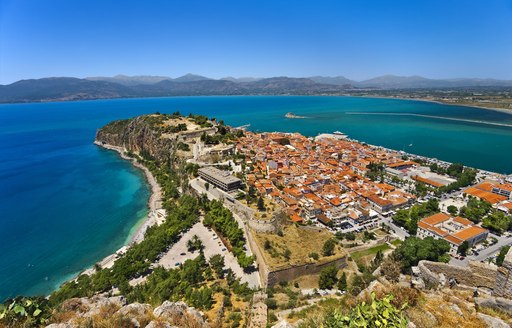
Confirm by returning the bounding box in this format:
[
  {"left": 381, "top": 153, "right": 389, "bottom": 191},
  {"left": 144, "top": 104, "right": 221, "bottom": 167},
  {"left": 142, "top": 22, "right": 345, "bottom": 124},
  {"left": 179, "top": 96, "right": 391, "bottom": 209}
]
[
  {"left": 267, "top": 256, "right": 347, "bottom": 287},
  {"left": 417, "top": 260, "right": 497, "bottom": 289}
]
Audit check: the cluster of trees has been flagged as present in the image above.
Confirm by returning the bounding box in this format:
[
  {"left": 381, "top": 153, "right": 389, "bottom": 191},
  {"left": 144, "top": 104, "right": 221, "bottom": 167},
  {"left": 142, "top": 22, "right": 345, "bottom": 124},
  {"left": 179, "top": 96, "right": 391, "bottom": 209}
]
[
  {"left": 318, "top": 265, "right": 347, "bottom": 291},
  {"left": 203, "top": 200, "right": 255, "bottom": 270},
  {"left": 459, "top": 198, "right": 512, "bottom": 234},
  {"left": 436, "top": 166, "right": 477, "bottom": 195},
  {"left": 366, "top": 162, "right": 385, "bottom": 182},
  {"left": 391, "top": 237, "right": 450, "bottom": 272},
  {"left": 188, "top": 114, "right": 213, "bottom": 128},
  {"left": 177, "top": 142, "right": 190, "bottom": 151},
  {"left": 392, "top": 199, "right": 439, "bottom": 234}
]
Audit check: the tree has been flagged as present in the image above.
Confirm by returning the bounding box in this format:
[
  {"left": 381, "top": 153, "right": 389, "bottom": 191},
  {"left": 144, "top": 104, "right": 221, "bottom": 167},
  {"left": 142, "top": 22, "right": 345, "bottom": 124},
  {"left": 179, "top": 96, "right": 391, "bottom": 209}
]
[
  {"left": 187, "top": 235, "right": 204, "bottom": 252},
  {"left": 322, "top": 239, "right": 336, "bottom": 257},
  {"left": 337, "top": 272, "right": 347, "bottom": 291},
  {"left": 264, "top": 239, "right": 271, "bottom": 250},
  {"left": 457, "top": 241, "right": 470, "bottom": 256},
  {"left": 447, "top": 205, "right": 458, "bottom": 216},
  {"left": 283, "top": 249, "right": 291, "bottom": 260},
  {"left": 309, "top": 252, "right": 319, "bottom": 261},
  {"left": 319, "top": 265, "right": 338, "bottom": 289},
  {"left": 496, "top": 246, "right": 511, "bottom": 266},
  {"left": 209, "top": 254, "right": 225, "bottom": 278},
  {"left": 257, "top": 197, "right": 266, "bottom": 211},
  {"left": 205, "top": 182, "right": 210, "bottom": 191}
]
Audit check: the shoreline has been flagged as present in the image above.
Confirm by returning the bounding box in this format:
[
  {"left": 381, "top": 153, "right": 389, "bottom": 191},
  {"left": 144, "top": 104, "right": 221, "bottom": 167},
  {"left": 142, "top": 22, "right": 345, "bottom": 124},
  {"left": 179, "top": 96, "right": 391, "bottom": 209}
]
[
  {"left": 348, "top": 94, "right": 512, "bottom": 116},
  {"left": 77, "top": 142, "right": 165, "bottom": 275}
]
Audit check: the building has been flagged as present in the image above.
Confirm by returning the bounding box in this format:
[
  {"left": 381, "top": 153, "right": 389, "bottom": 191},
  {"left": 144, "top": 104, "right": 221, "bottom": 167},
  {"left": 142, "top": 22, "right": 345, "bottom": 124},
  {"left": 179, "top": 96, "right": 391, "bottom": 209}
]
[
  {"left": 417, "top": 212, "right": 489, "bottom": 255},
  {"left": 198, "top": 167, "right": 242, "bottom": 192}
]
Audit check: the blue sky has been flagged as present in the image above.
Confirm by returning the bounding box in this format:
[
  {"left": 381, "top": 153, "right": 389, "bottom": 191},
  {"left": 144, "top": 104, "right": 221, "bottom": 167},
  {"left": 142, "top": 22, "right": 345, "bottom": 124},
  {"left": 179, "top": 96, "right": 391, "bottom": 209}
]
[{"left": 1, "top": 0, "right": 511, "bottom": 84}]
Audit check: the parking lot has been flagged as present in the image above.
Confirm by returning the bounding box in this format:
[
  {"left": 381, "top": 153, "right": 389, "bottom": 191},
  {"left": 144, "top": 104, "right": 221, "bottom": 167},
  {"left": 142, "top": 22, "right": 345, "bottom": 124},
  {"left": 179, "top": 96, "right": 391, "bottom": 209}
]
[{"left": 157, "top": 220, "right": 260, "bottom": 288}]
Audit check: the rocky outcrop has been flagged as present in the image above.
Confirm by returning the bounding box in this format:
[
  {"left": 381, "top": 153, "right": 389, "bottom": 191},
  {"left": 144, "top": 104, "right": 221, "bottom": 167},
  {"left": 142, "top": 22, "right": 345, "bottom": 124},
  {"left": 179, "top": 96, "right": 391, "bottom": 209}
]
[
  {"left": 417, "top": 260, "right": 497, "bottom": 290},
  {"left": 46, "top": 297, "right": 207, "bottom": 328},
  {"left": 477, "top": 313, "right": 511, "bottom": 328},
  {"left": 95, "top": 116, "right": 177, "bottom": 163}
]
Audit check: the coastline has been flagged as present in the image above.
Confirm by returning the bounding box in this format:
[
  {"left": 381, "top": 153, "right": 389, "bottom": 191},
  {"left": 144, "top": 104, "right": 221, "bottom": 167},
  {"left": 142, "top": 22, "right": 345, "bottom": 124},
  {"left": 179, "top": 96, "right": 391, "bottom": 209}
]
[
  {"left": 77, "top": 142, "right": 165, "bottom": 275},
  {"left": 348, "top": 94, "right": 512, "bottom": 116}
]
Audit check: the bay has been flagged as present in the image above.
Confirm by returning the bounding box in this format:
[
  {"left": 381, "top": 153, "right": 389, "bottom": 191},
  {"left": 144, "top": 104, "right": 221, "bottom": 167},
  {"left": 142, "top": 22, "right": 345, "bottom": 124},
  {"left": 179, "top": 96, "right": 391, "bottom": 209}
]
[{"left": 1, "top": 95, "right": 511, "bottom": 299}]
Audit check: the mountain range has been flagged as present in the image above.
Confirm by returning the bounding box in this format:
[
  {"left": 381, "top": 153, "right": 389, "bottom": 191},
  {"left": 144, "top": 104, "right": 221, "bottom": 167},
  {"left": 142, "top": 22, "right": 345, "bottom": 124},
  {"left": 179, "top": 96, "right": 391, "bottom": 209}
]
[{"left": 1, "top": 74, "right": 511, "bottom": 103}]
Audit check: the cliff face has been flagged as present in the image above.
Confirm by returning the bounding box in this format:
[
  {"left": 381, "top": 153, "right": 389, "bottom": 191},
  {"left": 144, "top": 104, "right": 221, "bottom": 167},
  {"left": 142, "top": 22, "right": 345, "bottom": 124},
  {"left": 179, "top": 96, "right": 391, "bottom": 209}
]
[{"left": 95, "top": 116, "right": 176, "bottom": 163}]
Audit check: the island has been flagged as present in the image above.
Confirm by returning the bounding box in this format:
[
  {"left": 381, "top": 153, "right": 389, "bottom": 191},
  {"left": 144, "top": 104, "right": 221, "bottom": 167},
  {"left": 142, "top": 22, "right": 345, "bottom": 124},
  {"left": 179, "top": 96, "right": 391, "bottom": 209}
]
[{"left": 285, "top": 112, "right": 307, "bottom": 119}]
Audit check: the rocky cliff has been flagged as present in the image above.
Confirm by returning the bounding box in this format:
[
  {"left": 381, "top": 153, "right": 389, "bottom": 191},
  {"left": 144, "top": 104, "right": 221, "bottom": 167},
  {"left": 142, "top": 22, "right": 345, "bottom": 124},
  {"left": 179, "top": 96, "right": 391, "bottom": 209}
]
[{"left": 95, "top": 115, "right": 177, "bottom": 164}]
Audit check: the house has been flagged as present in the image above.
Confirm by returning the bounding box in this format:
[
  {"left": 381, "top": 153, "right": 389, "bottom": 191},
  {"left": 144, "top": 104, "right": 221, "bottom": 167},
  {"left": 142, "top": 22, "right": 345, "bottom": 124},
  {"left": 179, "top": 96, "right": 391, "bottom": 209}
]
[{"left": 417, "top": 213, "right": 488, "bottom": 255}]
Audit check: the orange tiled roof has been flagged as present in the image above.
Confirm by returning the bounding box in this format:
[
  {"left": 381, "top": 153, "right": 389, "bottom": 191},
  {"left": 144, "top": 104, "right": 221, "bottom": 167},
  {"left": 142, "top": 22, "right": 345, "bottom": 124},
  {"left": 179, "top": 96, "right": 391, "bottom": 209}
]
[
  {"left": 445, "top": 235, "right": 463, "bottom": 246},
  {"left": 453, "top": 226, "right": 488, "bottom": 241},
  {"left": 453, "top": 216, "right": 473, "bottom": 226},
  {"left": 464, "top": 187, "right": 507, "bottom": 204},
  {"left": 421, "top": 212, "right": 450, "bottom": 226},
  {"left": 412, "top": 175, "right": 444, "bottom": 188},
  {"left": 290, "top": 213, "right": 304, "bottom": 223}
]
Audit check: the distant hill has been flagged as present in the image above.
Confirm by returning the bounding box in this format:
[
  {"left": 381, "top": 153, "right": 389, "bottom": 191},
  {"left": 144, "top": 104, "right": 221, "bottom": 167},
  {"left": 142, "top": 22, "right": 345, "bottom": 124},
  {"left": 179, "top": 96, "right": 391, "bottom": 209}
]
[
  {"left": 0, "top": 77, "right": 135, "bottom": 103},
  {"left": 221, "top": 76, "right": 262, "bottom": 83},
  {"left": 1, "top": 74, "right": 512, "bottom": 103},
  {"left": 355, "top": 75, "right": 512, "bottom": 89},
  {"left": 309, "top": 75, "right": 355, "bottom": 86},
  {"left": 172, "top": 74, "right": 211, "bottom": 82},
  {"left": 86, "top": 75, "right": 171, "bottom": 86}
]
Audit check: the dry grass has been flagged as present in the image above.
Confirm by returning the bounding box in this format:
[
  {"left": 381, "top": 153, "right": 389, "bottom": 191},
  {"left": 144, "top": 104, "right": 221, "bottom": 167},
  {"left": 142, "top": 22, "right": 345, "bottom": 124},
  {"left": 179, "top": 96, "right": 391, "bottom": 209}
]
[
  {"left": 478, "top": 306, "right": 512, "bottom": 325},
  {"left": 254, "top": 225, "right": 346, "bottom": 269},
  {"left": 406, "top": 292, "right": 485, "bottom": 328}
]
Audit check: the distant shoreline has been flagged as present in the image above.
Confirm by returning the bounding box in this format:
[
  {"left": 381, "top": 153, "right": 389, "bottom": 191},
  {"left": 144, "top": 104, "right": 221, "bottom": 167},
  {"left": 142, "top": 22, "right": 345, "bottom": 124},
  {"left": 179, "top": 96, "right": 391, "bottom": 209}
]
[{"left": 349, "top": 94, "right": 512, "bottom": 116}]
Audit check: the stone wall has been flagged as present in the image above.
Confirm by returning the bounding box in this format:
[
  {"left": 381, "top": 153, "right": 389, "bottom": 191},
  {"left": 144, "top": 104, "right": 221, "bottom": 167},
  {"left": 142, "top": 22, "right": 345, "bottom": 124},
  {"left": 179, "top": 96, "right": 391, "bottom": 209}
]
[
  {"left": 267, "top": 256, "right": 348, "bottom": 287},
  {"left": 417, "top": 260, "right": 497, "bottom": 289}
]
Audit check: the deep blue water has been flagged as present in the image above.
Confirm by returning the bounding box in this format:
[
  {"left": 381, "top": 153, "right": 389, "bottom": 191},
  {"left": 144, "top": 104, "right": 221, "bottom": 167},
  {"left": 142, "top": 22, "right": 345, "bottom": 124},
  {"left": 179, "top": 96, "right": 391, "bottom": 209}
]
[{"left": 1, "top": 96, "right": 512, "bottom": 299}]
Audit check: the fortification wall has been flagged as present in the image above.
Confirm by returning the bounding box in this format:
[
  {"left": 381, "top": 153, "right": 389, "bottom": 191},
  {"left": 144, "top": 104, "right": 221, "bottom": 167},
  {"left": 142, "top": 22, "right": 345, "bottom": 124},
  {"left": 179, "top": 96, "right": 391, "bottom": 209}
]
[
  {"left": 267, "top": 256, "right": 347, "bottom": 287},
  {"left": 417, "top": 260, "right": 497, "bottom": 289}
]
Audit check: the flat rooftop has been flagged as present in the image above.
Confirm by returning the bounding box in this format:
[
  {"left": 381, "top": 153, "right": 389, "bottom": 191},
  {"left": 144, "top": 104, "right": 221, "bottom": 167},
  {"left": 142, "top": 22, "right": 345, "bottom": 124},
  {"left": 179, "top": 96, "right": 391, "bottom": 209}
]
[{"left": 198, "top": 166, "right": 241, "bottom": 184}]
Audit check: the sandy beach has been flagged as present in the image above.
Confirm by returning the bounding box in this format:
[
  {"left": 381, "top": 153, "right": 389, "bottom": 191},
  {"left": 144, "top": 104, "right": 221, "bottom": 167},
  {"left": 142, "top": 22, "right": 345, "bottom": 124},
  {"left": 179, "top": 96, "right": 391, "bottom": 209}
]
[{"left": 80, "top": 142, "right": 166, "bottom": 274}]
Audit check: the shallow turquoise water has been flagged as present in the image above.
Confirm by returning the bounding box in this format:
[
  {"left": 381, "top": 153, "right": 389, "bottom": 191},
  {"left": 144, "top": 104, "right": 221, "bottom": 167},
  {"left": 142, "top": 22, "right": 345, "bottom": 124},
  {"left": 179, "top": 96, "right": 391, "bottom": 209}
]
[{"left": 0, "top": 96, "right": 511, "bottom": 299}]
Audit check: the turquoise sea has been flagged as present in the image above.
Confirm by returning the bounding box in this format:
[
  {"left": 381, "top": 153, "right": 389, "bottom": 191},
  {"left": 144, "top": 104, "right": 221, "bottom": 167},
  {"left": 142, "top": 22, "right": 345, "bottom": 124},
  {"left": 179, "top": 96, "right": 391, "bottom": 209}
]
[{"left": 1, "top": 96, "right": 512, "bottom": 299}]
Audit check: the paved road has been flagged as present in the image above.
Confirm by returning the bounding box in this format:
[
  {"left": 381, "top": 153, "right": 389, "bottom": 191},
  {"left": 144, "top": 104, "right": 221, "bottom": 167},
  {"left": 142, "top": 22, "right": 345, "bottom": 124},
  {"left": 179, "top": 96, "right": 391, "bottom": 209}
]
[
  {"left": 450, "top": 233, "right": 512, "bottom": 267},
  {"left": 380, "top": 216, "right": 410, "bottom": 240}
]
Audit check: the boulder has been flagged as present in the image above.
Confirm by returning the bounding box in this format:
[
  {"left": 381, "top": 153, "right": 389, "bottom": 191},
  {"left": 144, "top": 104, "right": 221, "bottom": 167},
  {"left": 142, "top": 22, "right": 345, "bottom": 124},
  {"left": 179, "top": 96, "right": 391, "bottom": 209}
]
[
  {"left": 145, "top": 321, "right": 175, "bottom": 328},
  {"left": 153, "top": 301, "right": 188, "bottom": 319},
  {"left": 117, "top": 303, "right": 152, "bottom": 317},
  {"left": 477, "top": 313, "right": 511, "bottom": 328}
]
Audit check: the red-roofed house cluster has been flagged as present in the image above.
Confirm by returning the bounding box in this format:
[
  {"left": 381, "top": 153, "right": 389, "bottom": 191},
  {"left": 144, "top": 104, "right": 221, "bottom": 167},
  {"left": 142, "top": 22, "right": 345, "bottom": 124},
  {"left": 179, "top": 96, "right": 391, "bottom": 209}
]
[{"left": 236, "top": 131, "right": 416, "bottom": 228}]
